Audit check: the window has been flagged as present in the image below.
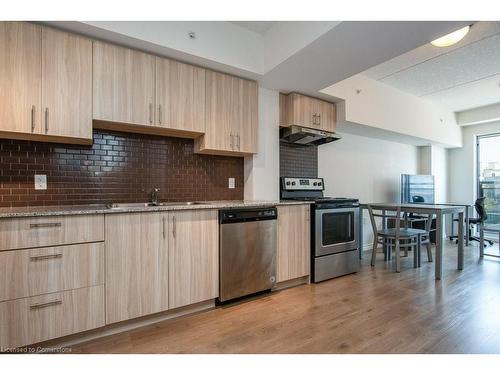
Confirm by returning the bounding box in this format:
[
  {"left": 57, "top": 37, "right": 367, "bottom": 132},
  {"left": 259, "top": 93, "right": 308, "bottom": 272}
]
[{"left": 477, "top": 134, "right": 500, "bottom": 225}]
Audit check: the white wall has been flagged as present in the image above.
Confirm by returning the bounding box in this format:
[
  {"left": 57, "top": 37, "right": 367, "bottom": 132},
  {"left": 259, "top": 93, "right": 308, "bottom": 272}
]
[
  {"left": 321, "top": 74, "right": 462, "bottom": 147},
  {"left": 318, "top": 132, "right": 420, "bottom": 249},
  {"left": 448, "top": 121, "right": 500, "bottom": 204},
  {"left": 244, "top": 88, "right": 280, "bottom": 201}
]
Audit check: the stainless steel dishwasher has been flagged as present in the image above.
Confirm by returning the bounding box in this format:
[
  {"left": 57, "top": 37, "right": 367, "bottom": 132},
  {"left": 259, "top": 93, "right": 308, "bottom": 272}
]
[{"left": 219, "top": 207, "right": 277, "bottom": 302}]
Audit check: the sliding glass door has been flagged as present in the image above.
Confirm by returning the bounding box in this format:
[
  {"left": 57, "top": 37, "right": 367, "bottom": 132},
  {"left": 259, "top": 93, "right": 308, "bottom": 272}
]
[{"left": 477, "top": 133, "right": 500, "bottom": 225}]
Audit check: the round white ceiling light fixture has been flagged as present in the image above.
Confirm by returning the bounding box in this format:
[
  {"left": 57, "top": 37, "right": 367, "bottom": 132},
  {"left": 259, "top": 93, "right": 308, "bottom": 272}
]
[{"left": 430, "top": 26, "right": 470, "bottom": 47}]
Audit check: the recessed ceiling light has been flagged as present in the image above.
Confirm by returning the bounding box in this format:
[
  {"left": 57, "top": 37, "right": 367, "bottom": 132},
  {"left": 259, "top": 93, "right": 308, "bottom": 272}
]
[{"left": 430, "top": 26, "right": 470, "bottom": 47}]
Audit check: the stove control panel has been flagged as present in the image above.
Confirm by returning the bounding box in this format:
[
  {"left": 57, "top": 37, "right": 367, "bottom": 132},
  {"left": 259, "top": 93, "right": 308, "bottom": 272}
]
[{"left": 281, "top": 177, "right": 324, "bottom": 191}]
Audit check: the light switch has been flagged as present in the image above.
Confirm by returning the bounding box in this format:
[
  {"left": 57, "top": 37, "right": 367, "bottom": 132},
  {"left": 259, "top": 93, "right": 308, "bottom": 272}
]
[
  {"left": 34, "top": 174, "right": 47, "bottom": 190},
  {"left": 228, "top": 178, "right": 235, "bottom": 189}
]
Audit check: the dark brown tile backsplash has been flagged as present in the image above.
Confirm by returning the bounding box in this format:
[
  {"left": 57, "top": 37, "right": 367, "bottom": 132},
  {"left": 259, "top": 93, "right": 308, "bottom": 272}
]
[
  {"left": 279, "top": 141, "right": 318, "bottom": 178},
  {"left": 0, "top": 130, "right": 244, "bottom": 207}
]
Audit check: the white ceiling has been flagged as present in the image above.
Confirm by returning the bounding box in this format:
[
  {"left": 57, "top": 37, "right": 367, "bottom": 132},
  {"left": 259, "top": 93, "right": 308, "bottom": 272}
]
[
  {"left": 230, "top": 21, "right": 277, "bottom": 35},
  {"left": 362, "top": 22, "right": 500, "bottom": 112}
]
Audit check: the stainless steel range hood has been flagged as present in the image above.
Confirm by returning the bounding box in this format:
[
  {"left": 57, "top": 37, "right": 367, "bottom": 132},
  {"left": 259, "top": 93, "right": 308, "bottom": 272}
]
[{"left": 280, "top": 125, "right": 341, "bottom": 146}]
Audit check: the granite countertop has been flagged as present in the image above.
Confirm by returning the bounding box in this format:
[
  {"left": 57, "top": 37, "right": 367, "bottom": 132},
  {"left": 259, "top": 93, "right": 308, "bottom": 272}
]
[{"left": 0, "top": 200, "right": 312, "bottom": 218}]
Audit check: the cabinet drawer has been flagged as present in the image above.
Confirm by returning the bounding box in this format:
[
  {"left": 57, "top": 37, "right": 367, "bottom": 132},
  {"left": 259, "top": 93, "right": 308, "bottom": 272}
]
[
  {"left": 0, "top": 214, "right": 104, "bottom": 251},
  {"left": 0, "top": 242, "right": 104, "bottom": 302},
  {"left": 0, "top": 285, "right": 104, "bottom": 349}
]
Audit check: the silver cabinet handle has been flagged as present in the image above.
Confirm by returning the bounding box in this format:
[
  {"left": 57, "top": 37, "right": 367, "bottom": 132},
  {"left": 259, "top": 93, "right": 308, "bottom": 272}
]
[
  {"left": 30, "top": 300, "right": 62, "bottom": 310},
  {"left": 149, "top": 103, "right": 153, "bottom": 124},
  {"left": 312, "top": 114, "right": 317, "bottom": 125},
  {"left": 158, "top": 104, "right": 162, "bottom": 125},
  {"left": 162, "top": 216, "right": 166, "bottom": 239},
  {"left": 31, "top": 105, "right": 36, "bottom": 132},
  {"left": 172, "top": 215, "right": 176, "bottom": 238},
  {"left": 30, "top": 254, "right": 63, "bottom": 261},
  {"left": 230, "top": 133, "right": 234, "bottom": 150},
  {"left": 44, "top": 108, "right": 49, "bottom": 133},
  {"left": 317, "top": 114, "right": 321, "bottom": 125},
  {"left": 29, "top": 222, "right": 62, "bottom": 229},
  {"left": 237, "top": 134, "right": 240, "bottom": 150}
]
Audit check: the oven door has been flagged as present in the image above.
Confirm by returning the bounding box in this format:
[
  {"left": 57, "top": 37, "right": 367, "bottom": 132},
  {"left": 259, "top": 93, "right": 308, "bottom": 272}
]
[{"left": 315, "top": 207, "right": 359, "bottom": 257}]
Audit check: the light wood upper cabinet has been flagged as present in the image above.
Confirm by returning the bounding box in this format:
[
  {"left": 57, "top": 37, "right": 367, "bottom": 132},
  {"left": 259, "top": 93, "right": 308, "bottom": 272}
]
[
  {"left": 237, "top": 78, "right": 258, "bottom": 154},
  {"left": 0, "top": 22, "right": 41, "bottom": 138},
  {"left": 195, "top": 70, "right": 258, "bottom": 156},
  {"left": 168, "top": 209, "right": 219, "bottom": 309},
  {"left": 42, "top": 27, "right": 92, "bottom": 140},
  {"left": 284, "top": 93, "right": 336, "bottom": 132},
  {"left": 0, "top": 22, "right": 92, "bottom": 144},
  {"left": 93, "top": 41, "right": 155, "bottom": 127},
  {"left": 277, "top": 205, "right": 311, "bottom": 282},
  {"left": 155, "top": 58, "right": 205, "bottom": 135},
  {"left": 105, "top": 212, "right": 169, "bottom": 324}
]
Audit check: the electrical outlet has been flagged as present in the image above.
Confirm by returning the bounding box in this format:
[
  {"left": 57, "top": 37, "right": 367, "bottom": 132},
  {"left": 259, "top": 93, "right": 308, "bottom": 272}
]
[
  {"left": 34, "top": 174, "right": 47, "bottom": 190},
  {"left": 228, "top": 178, "right": 235, "bottom": 189}
]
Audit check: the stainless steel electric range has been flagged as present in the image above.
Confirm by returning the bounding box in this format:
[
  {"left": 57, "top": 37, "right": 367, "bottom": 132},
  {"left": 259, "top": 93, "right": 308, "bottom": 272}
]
[{"left": 280, "top": 177, "right": 360, "bottom": 282}]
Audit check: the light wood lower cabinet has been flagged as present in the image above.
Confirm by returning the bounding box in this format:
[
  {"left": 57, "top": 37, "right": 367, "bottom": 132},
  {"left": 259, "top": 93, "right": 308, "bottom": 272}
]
[
  {"left": 277, "top": 205, "right": 311, "bottom": 282},
  {"left": 105, "top": 212, "right": 169, "bottom": 324},
  {"left": 168, "top": 210, "right": 219, "bottom": 309},
  {"left": 0, "top": 214, "right": 104, "bottom": 251},
  {"left": 0, "top": 285, "right": 105, "bottom": 349},
  {"left": 0, "top": 242, "right": 104, "bottom": 302}
]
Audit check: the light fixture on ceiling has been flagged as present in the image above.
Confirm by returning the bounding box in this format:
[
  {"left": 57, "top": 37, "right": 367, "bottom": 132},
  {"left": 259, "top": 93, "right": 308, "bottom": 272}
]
[{"left": 430, "top": 26, "right": 470, "bottom": 47}]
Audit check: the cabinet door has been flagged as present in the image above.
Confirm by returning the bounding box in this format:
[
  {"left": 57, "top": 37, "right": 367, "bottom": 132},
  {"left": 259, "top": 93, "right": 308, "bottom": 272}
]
[
  {"left": 93, "top": 41, "right": 155, "bottom": 126},
  {"left": 105, "top": 212, "right": 168, "bottom": 324},
  {"left": 277, "top": 205, "right": 310, "bottom": 282},
  {"left": 0, "top": 22, "right": 41, "bottom": 137},
  {"left": 195, "top": 70, "right": 234, "bottom": 153},
  {"left": 317, "top": 100, "right": 336, "bottom": 132},
  {"left": 286, "top": 93, "right": 315, "bottom": 128},
  {"left": 236, "top": 78, "right": 258, "bottom": 154},
  {"left": 155, "top": 58, "right": 205, "bottom": 134},
  {"left": 168, "top": 210, "right": 218, "bottom": 309},
  {"left": 42, "top": 27, "right": 92, "bottom": 140}
]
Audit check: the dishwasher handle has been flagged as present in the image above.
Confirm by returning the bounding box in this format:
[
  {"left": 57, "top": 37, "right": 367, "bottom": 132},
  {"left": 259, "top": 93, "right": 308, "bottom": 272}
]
[{"left": 219, "top": 207, "right": 277, "bottom": 224}]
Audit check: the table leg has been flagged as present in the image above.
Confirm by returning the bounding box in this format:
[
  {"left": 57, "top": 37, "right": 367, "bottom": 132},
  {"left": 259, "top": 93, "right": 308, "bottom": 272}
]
[
  {"left": 465, "top": 206, "right": 469, "bottom": 246},
  {"left": 435, "top": 213, "right": 443, "bottom": 280},
  {"left": 479, "top": 225, "right": 484, "bottom": 258},
  {"left": 382, "top": 210, "right": 387, "bottom": 258},
  {"left": 359, "top": 208, "right": 363, "bottom": 259},
  {"left": 458, "top": 211, "right": 464, "bottom": 270},
  {"left": 450, "top": 213, "right": 455, "bottom": 238}
]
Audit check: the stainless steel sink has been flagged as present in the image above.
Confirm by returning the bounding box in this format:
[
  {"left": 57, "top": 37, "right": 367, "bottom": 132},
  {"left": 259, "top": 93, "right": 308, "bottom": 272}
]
[{"left": 106, "top": 202, "right": 208, "bottom": 209}]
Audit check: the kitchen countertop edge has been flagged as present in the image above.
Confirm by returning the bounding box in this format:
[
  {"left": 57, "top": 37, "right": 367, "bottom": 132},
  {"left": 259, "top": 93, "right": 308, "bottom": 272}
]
[{"left": 0, "top": 201, "right": 312, "bottom": 218}]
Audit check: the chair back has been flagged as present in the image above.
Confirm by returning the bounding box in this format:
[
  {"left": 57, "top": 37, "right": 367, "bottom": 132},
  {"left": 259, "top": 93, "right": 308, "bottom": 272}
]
[
  {"left": 367, "top": 205, "right": 402, "bottom": 240},
  {"left": 412, "top": 195, "right": 425, "bottom": 203},
  {"left": 475, "top": 197, "right": 488, "bottom": 222}
]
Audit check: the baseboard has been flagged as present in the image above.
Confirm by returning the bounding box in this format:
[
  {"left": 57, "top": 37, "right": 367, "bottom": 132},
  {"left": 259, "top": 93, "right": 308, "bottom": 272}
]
[{"left": 273, "top": 275, "right": 309, "bottom": 291}]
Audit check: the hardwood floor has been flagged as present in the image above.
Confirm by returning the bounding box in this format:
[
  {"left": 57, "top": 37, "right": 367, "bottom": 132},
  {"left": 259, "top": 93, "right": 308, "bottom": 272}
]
[{"left": 70, "top": 242, "right": 500, "bottom": 354}]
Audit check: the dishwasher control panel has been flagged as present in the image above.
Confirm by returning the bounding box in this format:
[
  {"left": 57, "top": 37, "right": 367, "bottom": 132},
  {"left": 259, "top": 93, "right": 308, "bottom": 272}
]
[{"left": 219, "top": 207, "right": 277, "bottom": 224}]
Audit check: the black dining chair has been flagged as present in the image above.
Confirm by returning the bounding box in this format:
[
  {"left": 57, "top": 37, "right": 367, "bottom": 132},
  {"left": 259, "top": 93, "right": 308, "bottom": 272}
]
[{"left": 449, "top": 197, "right": 493, "bottom": 246}]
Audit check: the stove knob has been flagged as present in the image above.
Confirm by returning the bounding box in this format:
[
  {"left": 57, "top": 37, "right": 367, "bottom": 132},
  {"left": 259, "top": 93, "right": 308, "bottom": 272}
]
[
  {"left": 286, "top": 181, "right": 290, "bottom": 186},
  {"left": 291, "top": 182, "right": 296, "bottom": 186},
  {"left": 317, "top": 181, "right": 322, "bottom": 186},
  {"left": 313, "top": 182, "right": 317, "bottom": 186}
]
